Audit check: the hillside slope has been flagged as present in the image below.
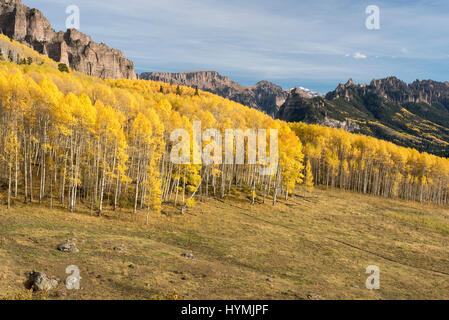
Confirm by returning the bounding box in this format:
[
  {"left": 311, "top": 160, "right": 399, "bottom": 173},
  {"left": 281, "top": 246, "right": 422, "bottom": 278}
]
[{"left": 1, "top": 187, "right": 448, "bottom": 300}]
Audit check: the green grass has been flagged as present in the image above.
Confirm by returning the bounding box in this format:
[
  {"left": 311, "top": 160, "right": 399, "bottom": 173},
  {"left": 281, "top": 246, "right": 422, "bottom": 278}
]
[{"left": 0, "top": 187, "right": 448, "bottom": 300}]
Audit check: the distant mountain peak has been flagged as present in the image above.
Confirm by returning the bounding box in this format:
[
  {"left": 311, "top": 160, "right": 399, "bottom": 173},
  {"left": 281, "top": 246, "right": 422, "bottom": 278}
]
[
  {"left": 290, "top": 87, "right": 322, "bottom": 99},
  {"left": 345, "top": 78, "right": 355, "bottom": 86}
]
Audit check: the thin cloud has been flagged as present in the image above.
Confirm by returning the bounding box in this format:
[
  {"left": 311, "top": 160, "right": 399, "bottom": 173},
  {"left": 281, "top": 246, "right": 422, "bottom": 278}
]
[{"left": 354, "top": 52, "right": 367, "bottom": 59}]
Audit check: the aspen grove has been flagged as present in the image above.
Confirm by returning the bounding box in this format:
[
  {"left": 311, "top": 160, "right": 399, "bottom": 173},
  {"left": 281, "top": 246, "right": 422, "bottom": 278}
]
[
  {"left": 292, "top": 122, "right": 449, "bottom": 204},
  {"left": 0, "top": 47, "right": 304, "bottom": 217},
  {"left": 1, "top": 36, "right": 449, "bottom": 220}
]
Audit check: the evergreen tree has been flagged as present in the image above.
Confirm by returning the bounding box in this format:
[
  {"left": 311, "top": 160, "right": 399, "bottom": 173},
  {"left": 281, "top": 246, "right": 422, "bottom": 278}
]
[{"left": 58, "top": 63, "right": 70, "bottom": 73}]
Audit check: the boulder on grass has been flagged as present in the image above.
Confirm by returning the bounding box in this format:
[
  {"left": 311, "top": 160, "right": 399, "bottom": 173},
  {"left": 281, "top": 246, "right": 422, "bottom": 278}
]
[
  {"left": 25, "top": 271, "right": 58, "bottom": 291},
  {"left": 181, "top": 253, "right": 194, "bottom": 259},
  {"left": 57, "top": 241, "right": 79, "bottom": 253}
]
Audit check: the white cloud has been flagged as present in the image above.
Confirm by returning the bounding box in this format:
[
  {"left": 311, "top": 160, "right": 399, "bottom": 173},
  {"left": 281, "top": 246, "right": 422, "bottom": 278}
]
[{"left": 354, "top": 52, "right": 367, "bottom": 59}]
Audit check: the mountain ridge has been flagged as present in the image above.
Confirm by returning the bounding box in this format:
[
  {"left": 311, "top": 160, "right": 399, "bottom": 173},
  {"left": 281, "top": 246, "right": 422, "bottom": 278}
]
[
  {"left": 140, "top": 70, "right": 319, "bottom": 116},
  {"left": 142, "top": 70, "right": 449, "bottom": 156},
  {"left": 277, "top": 76, "right": 449, "bottom": 156}
]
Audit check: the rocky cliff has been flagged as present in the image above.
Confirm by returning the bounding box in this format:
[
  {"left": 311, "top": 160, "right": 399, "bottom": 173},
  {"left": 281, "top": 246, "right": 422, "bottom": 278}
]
[
  {"left": 0, "top": 0, "right": 136, "bottom": 79},
  {"left": 325, "top": 76, "right": 449, "bottom": 106},
  {"left": 276, "top": 88, "right": 360, "bottom": 131},
  {"left": 277, "top": 77, "right": 449, "bottom": 156},
  {"left": 140, "top": 71, "right": 289, "bottom": 116}
]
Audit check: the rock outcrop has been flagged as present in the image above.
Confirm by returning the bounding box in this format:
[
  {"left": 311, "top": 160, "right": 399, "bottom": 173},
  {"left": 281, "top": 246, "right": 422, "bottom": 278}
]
[
  {"left": 25, "top": 271, "right": 59, "bottom": 291},
  {"left": 249, "top": 80, "right": 289, "bottom": 116},
  {"left": 140, "top": 71, "right": 289, "bottom": 116},
  {"left": 57, "top": 240, "right": 79, "bottom": 253},
  {"left": 276, "top": 88, "right": 359, "bottom": 132},
  {"left": 276, "top": 90, "right": 327, "bottom": 123},
  {"left": 0, "top": 0, "right": 136, "bottom": 79},
  {"left": 325, "top": 76, "right": 449, "bottom": 106}
]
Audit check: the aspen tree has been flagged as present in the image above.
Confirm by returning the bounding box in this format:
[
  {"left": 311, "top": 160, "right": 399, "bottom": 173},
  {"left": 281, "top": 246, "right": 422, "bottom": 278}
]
[{"left": 304, "top": 160, "right": 314, "bottom": 197}]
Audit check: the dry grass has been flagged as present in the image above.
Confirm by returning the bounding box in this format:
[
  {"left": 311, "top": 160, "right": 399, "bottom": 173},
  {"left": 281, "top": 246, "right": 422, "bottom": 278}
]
[{"left": 0, "top": 187, "right": 448, "bottom": 300}]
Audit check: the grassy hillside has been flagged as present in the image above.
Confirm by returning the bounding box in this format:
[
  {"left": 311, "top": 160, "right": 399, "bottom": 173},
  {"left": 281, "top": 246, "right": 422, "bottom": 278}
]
[{"left": 1, "top": 187, "right": 448, "bottom": 300}]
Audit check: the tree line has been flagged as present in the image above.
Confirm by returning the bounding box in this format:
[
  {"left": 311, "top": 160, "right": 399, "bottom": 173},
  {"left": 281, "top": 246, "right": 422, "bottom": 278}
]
[{"left": 291, "top": 122, "right": 449, "bottom": 204}]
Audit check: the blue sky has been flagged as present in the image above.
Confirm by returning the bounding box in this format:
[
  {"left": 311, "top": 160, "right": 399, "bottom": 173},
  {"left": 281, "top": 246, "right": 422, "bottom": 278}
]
[{"left": 23, "top": 0, "right": 449, "bottom": 93}]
